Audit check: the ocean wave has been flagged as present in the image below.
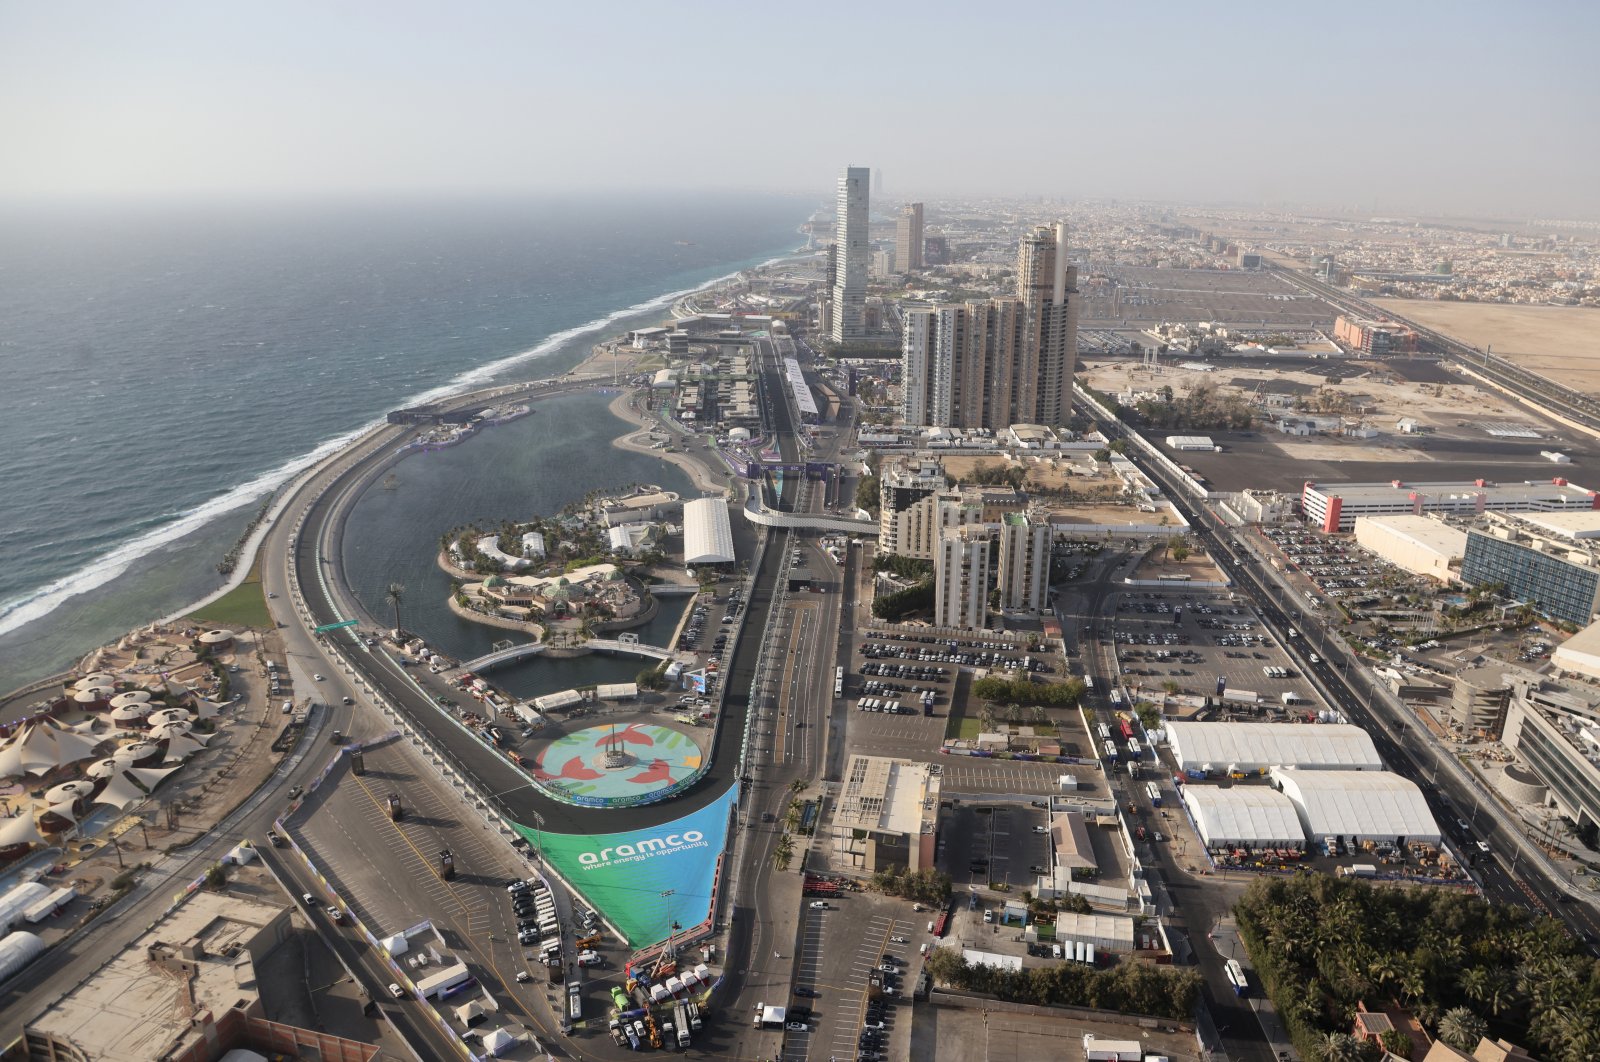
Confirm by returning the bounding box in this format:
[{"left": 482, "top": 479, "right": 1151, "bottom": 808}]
[{"left": 0, "top": 252, "right": 792, "bottom": 638}]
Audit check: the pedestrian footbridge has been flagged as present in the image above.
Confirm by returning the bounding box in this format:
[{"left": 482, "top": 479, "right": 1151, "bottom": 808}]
[
  {"left": 742, "top": 495, "right": 879, "bottom": 535},
  {"left": 458, "top": 637, "right": 678, "bottom": 674}
]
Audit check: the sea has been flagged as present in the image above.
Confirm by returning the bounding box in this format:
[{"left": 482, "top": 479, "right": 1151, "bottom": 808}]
[{"left": 0, "top": 192, "right": 809, "bottom": 692}]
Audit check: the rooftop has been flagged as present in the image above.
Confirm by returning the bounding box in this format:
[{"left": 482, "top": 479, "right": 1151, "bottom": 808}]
[
  {"left": 25, "top": 888, "right": 293, "bottom": 1062},
  {"left": 1355, "top": 514, "right": 1470, "bottom": 557},
  {"left": 1307, "top": 478, "right": 1596, "bottom": 507},
  {"left": 835, "top": 755, "right": 940, "bottom": 837}
]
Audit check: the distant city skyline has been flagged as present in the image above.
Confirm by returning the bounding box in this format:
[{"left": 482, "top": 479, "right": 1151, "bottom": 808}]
[{"left": 0, "top": 2, "right": 1596, "bottom": 217}]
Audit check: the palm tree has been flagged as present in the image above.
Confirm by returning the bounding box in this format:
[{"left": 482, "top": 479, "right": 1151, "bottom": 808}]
[
  {"left": 1437, "top": 1007, "right": 1487, "bottom": 1052},
  {"left": 1315, "top": 1032, "right": 1365, "bottom": 1062},
  {"left": 384, "top": 582, "right": 406, "bottom": 633}
]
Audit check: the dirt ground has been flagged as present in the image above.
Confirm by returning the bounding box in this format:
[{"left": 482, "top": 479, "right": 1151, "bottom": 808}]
[
  {"left": 1079, "top": 359, "right": 1533, "bottom": 435},
  {"left": 1372, "top": 299, "right": 1600, "bottom": 395}
]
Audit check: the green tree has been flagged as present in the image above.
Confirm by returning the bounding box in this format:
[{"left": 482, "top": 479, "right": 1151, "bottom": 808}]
[
  {"left": 384, "top": 582, "right": 406, "bottom": 632},
  {"left": 1437, "top": 1007, "right": 1487, "bottom": 1052}
]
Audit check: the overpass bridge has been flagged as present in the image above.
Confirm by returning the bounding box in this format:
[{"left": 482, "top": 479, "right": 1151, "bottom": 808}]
[
  {"left": 457, "top": 637, "right": 681, "bottom": 674},
  {"left": 742, "top": 494, "right": 878, "bottom": 535}
]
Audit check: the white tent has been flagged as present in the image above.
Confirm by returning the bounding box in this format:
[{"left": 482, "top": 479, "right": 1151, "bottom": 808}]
[
  {"left": 380, "top": 933, "right": 409, "bottom": 957},
  {"left": 1272, "top": 768, "right": 1440, "bottom": 845},
  {"left": 481, "top": 1028, "right": 515, "bottom": 1057},
  {"left": 223, "top": 843, "right": 257, "bottom": 865},
  {"left": 0, "top": 816, "right": 45, "bottom": 849},
  {"left": 0, "top": 883, "right": 51, "bottom": 928},
  {"left": 1166, "top": 722, "right": 1382, "bottom": 773},
  {"left": 454, "top": 999, "right": 485, "bottom": 1024},
  {"left": 682, "top": 497, "right": 735, "bottom": 565},
  {"left": 45, "top": 780, "right": 96, "bottom": 806},
  {"left": 94, "top": 773, "right": 148, "bottom": 810},
  {"left": 163, "top": 735, "right": 209, "bottom": 760},
  {"left": 0, "top": 724, "right": 105, "bottom": 778},
  {"left": 1182, "top": 785, "right": 1305, "bottom": 848},
  {"left": 127, "top": 764, "right": 181, "bottom": 790}
]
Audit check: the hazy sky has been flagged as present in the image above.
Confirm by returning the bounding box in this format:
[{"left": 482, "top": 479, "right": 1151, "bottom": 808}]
[{"left": 2, "top": 1, "right": 1595, "bottom": 216}]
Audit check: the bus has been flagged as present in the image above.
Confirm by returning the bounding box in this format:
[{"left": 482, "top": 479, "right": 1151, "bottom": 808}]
[
  {"left": 1225, "top": 958, "right": 1248, "bottom": 996},
  {"left": 1157, "top": 573, "right": 1193, "bottom": 582},
  {"left": 1145, "top": 781, "right": 1162, "bottom": 808},
  {"left": 568, "top": 983, "right": 583, "bottom": 1020},
  {"left": 1109, "top": 688, "right": 1125, "bottom": 708},
  {"left": 1096, "top": 723, "right": 1112, "bottom": 742},
  {"left": 835, "top": 665, "right": 845, "bottom": 698},
  {"left": 1103, "top": 740, "right": 1120, "bottom": 762},
  {"left": 1085, "top": 675, "right": 1097, "bottom": 694},
  {"left": 1127, "top": 738, "right": 1141, "bottom": 760}
]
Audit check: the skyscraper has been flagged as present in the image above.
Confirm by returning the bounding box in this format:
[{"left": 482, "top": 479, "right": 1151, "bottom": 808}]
[
  {"left": 831, "top": 166, "right": 870, "bottom": 343},
  {"left": 1017, "top": 221, "right": 1079, "bottom": 425},
  {"left": 901, "top": 221, "right": 1078, "bottom": 428},
  {"left": 895, "top": 203, "right": 924, "bottom": 272}
]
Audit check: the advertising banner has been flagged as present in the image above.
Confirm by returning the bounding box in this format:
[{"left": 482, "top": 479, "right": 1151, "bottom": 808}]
[{"left": 512, "top": 783, "right": 737, "bottom": 947}]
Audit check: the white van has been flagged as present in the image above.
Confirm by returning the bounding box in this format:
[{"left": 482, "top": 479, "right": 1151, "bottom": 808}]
[{"left": 281, "top": 700, "right": 293, "bottom": 714}]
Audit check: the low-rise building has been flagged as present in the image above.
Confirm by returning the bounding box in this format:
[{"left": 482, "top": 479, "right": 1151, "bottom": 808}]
[
  {"left": 829, "top": 755, "right": 940, "bottom": 874},
  {"left": 21, "top": 882, "right": 378, "bottom": 1062},
  {"left": 1353, "top": 514, "right": 1467, "bottom": 582},
  {"left": 1302, "top": 477, "right": 1598, "bottom": 533}
]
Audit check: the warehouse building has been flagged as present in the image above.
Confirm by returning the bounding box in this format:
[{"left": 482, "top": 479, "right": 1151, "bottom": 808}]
[
  {"left": 1182, "top": 784, "right": 1305, "bottom": 849},
  {"left": 682, "top": 497, "right": 735, "bottom": 565},
  {"left": 1165, "top": 435, "right": 1217, "bottom": 451},
  {"left": 1271, "top": 768, "right": 1440, "bottom": 846},
  {"left": 1166, "top": 722, "right": 1383, "bottom": 774},
  {"left": 1353, "top": 514, "right": 1467, "bottom": 583},
  {"left": 1301, "top": 478, "right": 1598, "bottom": 534}
]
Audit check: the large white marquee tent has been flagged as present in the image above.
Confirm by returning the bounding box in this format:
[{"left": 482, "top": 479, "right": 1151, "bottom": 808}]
[
  {"left": 1182, "top": 784, "right": 1306, "bottom": 848},
  {"left": 1166, "top": 722, "right": 1382, "bottom": 774},
  {"left": 1272, "top": 768, "right": 1440, "bottom": 845}
]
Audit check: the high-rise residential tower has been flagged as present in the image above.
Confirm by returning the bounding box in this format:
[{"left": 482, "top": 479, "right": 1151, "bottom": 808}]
[
  {"left": 936, "top": 525, "right": 991, "bottom": 629},
  {"left": 997, "top": 512, "right": 1052, "bottom": 613},
  {"left": 901, "top": 221, "right": 1078, "bottom": 428},
  {"left": 831, "top": 166, "right": 871, "bottom": 343},
  {"left": 1017, "top": 221, "right": 1079, "bottom": 425},
  {"left": 896, "top": 203, "right": 924, "bottom": 272}
]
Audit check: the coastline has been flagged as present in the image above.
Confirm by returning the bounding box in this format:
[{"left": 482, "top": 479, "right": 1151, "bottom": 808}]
[
  {"left": 0, "top": 251, "right": 781, "bottom": 701},
  {"left": 605, "top": 391, "right": 733, "bottom": 498}
]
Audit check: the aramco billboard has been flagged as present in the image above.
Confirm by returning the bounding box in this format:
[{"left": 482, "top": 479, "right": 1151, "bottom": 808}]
[{"left": 512, "top": 784, "right": 737, "bottom": 948}]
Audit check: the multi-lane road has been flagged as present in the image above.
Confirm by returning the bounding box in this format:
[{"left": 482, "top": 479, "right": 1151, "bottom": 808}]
[{"left": 1087, "top": 407, "right": 1600, "bottom": 950}]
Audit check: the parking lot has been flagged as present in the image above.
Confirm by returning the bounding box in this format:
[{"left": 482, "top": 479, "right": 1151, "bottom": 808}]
[
  {"left": 840, "top": 627, "right": 1096, "bottom": 798},
  {"left": 1262, "top": 524, "right": 1433, "bottom": 613},
  {"left": 784, "top": 892, "right": 922, "bottom": 1062},
  {"left": 937, "top": 803, "right": 1056, "bottom": 891},
  {"left": 908, "top": 1002, "right": 1200, "bottom": 1062},
  {"left": 1106, "top": 589, "right": 1329, "bottom": 722}
]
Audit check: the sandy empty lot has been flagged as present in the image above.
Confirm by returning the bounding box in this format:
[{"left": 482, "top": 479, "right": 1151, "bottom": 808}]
[{"left": 1372, "top": 298, "right": 1600, "bottom": 395}]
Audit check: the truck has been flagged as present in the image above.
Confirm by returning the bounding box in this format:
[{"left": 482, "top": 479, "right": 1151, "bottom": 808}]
[
  {"left": 415, "top": 961, "right": 471, "bottom": 1001},
  {"left": 386, "top": 793, "right": 404, "bottom": 821},
  {"left": 266, "top": 829, "right": 285, "bottom": 847},
  {"left": 686, "top": 1000, "right": 703, "bottom": 1033},
  {"left": 439, "top": 848, "right": 456, "bottom": 881},
  {"left": 1338, "top": 863, "right": 1378, "bottom": 879},
  {"left": 673, "top": 1001, "right": 692, "bottom": 1047}
]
